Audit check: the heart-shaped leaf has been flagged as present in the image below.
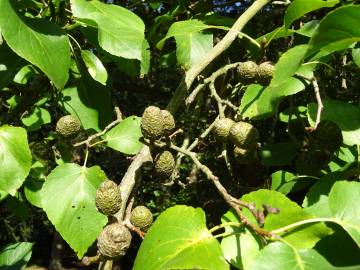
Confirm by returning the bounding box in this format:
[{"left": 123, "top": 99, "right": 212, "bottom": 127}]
[
  {"left": 41, "top": 163, "right": 108, "bottom": 258},
  {"left": 133, "top": 205, "right": 229, "bottom": 270}
]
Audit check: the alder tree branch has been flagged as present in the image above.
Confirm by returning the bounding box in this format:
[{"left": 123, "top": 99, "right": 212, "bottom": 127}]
[
  {"left": 141, "top": 139, "right": 272, "bottom": 237},
  {"left": 113, "top": 0, "right": 271, "bottom": 245}
]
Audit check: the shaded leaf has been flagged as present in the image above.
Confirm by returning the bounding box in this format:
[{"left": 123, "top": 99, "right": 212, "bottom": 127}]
[
  {"left": 261, "top": 142, "right": 298, "bottom": 166},
  {"left": 41, "top": 163, "right": 108, "bottom": 258},
  {"left": 328, "top": 181, "right": 360, "bottom": 246},
  {"left": 271, "top": 170, "right": 314, "bottom": 195},
  {"left": 0, "top": 42, "right": 25, "bottom": 89},
  {"left": 303, "top": 172, "right": 343, "bottom": 217},
  {"left": 307, "top": 100, "right": 360, "bottom": 146},
  {"left": 61, "top": 75, "right": 112, "bottom": 132},
  {"left": 0, "top": 242, "right": 33, "bottom": 270},
  {"left": 133, "top": 205, "right": 229, "bottom": 270},
  {"left": 0, "top": 0, "right": 70, "bottom": 89},
  {"left": 315, "top": 227, "right": 360, "bottom": 267}
]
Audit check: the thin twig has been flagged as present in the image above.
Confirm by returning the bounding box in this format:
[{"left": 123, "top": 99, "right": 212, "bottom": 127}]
[
  {"left": 219, "top": 147, "right": 234, "bottom": 180},
  {"left": 73, "top": 118, "right": 121, "bottom": 147},
  {"left": 294, "top": 74, "right": 323, "bottom": 129},
  {"left": 146, "top": 140, "right": 271, "bottom": 237},
  {"left": 311, "top": 78, "right": 323, "bottom": 129},
  {"left": 185, "top": 62, "right": 241, "bottom": 106}
]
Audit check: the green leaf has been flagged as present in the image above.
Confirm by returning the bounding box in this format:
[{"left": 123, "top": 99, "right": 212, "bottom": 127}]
[
  {"left": 284, "top": 0, "right": 339, "bottom": 30},
  {"left": 328, "top": 181, "right": 360, "bottom": 246},
  {"left": 352, "top": 48, "right": 360, "bottom": 68},
  {"left": 303, "top": 172, "right": 343, "bottom": 217},
  {"left": 0, "top": 125, "right": 31, "bottom": 195},
  {"left": 81, "top": 50, "right": 108, "bottom": 85},
  {"left": 104, "top": 116, "right": 143, "bottom": 155},
  {"left": 295, "top": 20, "right": 320, "bottom": 38},
  {"left": 307, "top": 6, "right": 360, "bottom": 57},
  {"left": 271, "top": 171, "right": 314, "bottom": 195},
  {"left": 178, "top": 31, "right": 213, "bottom": 69},
  {"left": 21, "top": 107, "right": 51, "bottom": 131},
  {"left": 0, "top": 0, "right": 70, "bottom": 89},
  {"left": 251, "top": 241, "right": 344, "bottom": 270},
  {"left": 24, "top": 178, "right": 44, "bottom": 208},
  {"left": 241, "top": 189, "right": 331, "bottom": 248},
  {"left": 71, "top": 0, "right": 145, "bottom": 61},
  {"left": 221, "top": 211, "right": 262, "bottom": 269},
  {"left": 140, "top": 39, "right": 150, "bottom": 76},
  {"left": 61, "top": 75, "right": 112, "bottom": 132},
  {"left": 315, "top": 228, "right": 360, "bottom": 267},
  {"left": 0, "top": 43, "right": 25, "bottom": 89},
  {"left": 133, "top": 205, "right": 229, "bottom": 270},
  {"left": 41, "top": 163, "right": 108, "bottom": 258},
  {"left": 0, "top": 242, "right": 33, "bottom": 269},
  {"left": 307, "top": 100, "right": 360, "bottom": 146},
  {"left": 271, "top": 45, "right": 309, "bottom": 86},
  {"left": 157, "top": 20, "right": 214, "bottom": 69},
  {"left": 6, "top": 193, "right": 31, "bottom": 220},
  {"left": 261, "top": 142, "right": 298, "bottom": 166},
  {"left": 0, "top": 190, "right": 8, "bottom": 202},
  {"left": 256, "top": 26, "right": 294, "bottom": 45},
  {"left": 13, "top": 65, "right": 34, "bottom": 85}
]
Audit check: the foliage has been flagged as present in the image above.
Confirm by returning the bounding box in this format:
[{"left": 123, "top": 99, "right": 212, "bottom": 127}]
[{"left": 0, "top": 0, "right": 359, "bottom": 269}]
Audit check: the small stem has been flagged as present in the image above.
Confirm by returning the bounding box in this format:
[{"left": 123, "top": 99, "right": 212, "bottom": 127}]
[
  {"left": 209, "top": 221, "right": 243, "bottom": 233},
  {"left": 270, "top": 217, "right": 335, "bottom": 235},
  {"left": 83, "top": 148, "right": 89, "bottom": 167},
  {"left": 68, "top": 33, "right": 82, "bottom": 52},
  {"left": 186, "top": 62, "right": 241, "bottom": 106},
  {"left": 214, "top": 231, "right": 241, "bottom": 239},
  {"left": 89, "top": 139, "right": 107, "bottom": 148},
  {"left": 74, "top": 118, "right": 122, "bottom": 147},
  {"left": 312, "top": 78, "right": 323, "bottom": 129}
]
